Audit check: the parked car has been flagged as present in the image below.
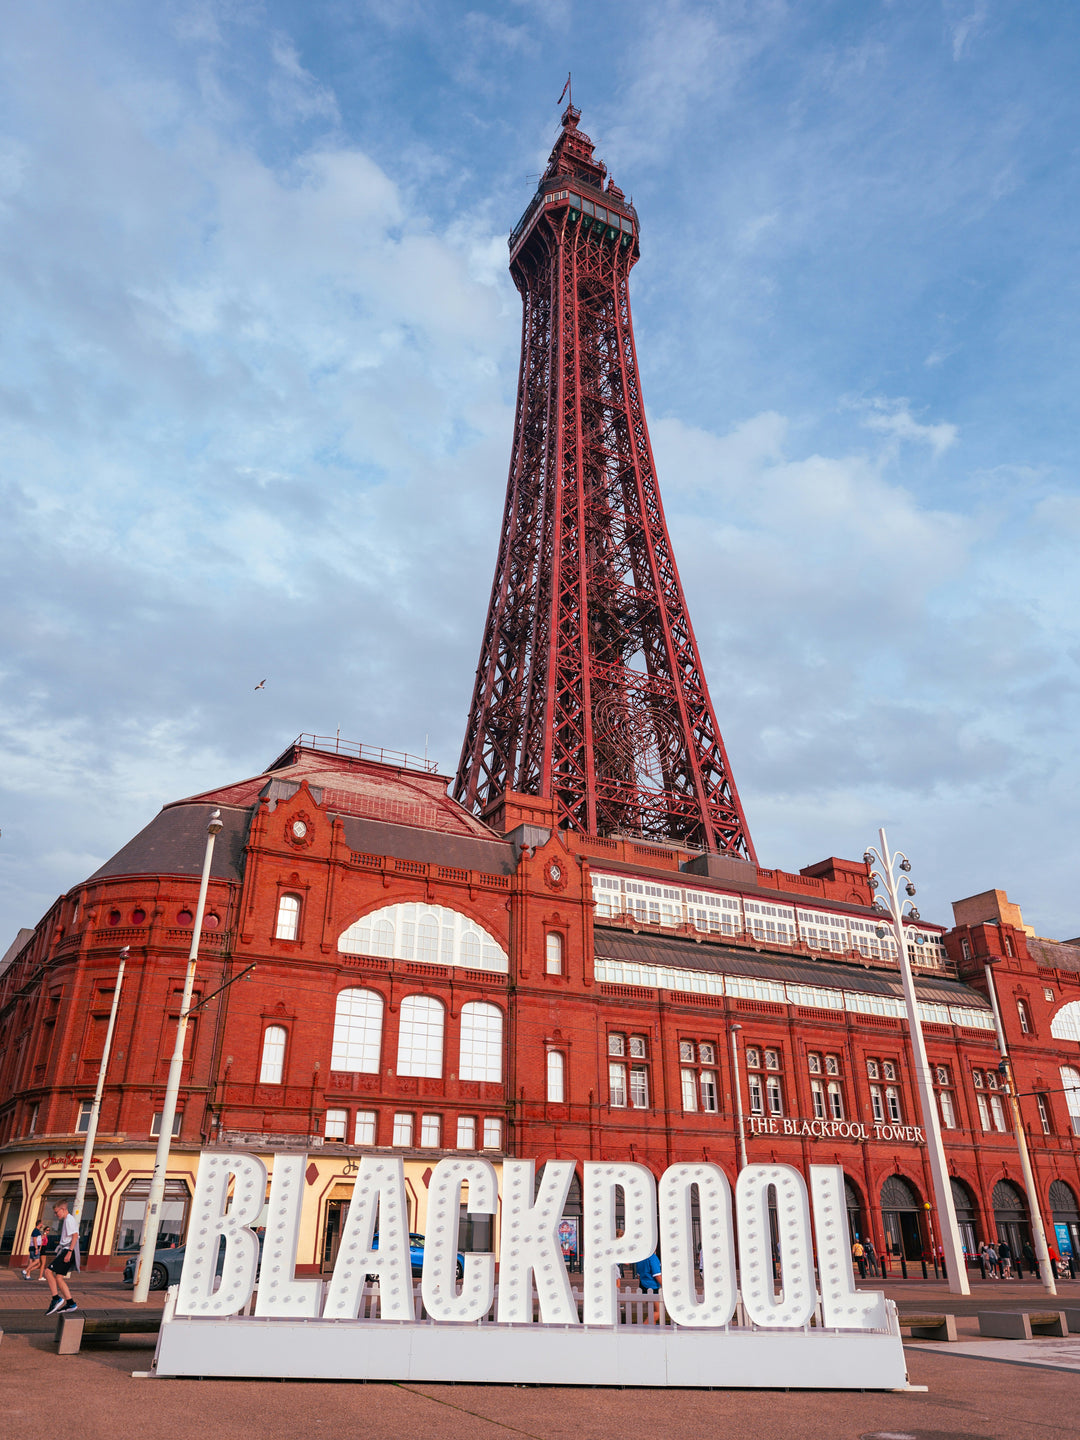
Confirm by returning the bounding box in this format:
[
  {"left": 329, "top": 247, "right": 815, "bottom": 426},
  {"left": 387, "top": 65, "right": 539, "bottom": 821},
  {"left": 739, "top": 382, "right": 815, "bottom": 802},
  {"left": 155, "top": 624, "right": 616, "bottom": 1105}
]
[
  {"left": 368, "top": 1232, "right": 464, "bottom": 1281},
  {"left": 123, "top": 1233, "right": 262, "bottom": 1291}
]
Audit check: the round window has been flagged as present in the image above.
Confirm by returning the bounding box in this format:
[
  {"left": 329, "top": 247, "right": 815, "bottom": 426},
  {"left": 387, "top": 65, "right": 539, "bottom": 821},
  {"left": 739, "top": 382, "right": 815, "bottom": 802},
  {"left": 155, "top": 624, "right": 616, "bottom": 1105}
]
[
  {"left": 203, "top": 912, "right": 221, "bottom": 930},
  {"left": 177, "top": 909, "right": 194, "bottom": 926},
  {"left": 107, "top": 909, "right": 121, "bottom": 926},
  {"left": 131, "top": 908, "right": 146, "bottom": 925}
]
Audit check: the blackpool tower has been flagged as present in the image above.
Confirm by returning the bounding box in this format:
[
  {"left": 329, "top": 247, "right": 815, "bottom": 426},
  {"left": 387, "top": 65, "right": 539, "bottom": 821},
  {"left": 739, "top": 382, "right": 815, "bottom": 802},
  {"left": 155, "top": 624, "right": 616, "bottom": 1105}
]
[{"left": 455, "top": 107, "right": 755, "bottom": 860}]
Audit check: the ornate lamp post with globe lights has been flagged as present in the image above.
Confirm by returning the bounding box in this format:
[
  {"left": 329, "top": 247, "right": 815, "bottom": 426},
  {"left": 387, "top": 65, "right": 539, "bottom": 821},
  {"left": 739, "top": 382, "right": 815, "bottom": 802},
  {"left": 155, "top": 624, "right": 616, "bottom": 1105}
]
[{"left": 863, "top": 828, "right": 970, "bottom": 1295}]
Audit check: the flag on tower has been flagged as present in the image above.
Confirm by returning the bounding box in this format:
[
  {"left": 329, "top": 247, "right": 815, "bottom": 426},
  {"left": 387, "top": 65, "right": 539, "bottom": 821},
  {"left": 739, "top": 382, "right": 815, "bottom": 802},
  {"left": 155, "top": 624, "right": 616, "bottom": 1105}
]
[{"left": 558, "top": 73, "right": 571, "bottom": 105}]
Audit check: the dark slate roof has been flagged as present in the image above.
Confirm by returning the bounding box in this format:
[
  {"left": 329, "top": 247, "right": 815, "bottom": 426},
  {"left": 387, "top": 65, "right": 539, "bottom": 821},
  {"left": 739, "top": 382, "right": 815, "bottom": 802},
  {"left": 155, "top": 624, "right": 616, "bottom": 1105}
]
[
  {"left": 340, "top": 815, "right": 515, "bottom": 876},
  {"left": 88, "top": 804, "right": 251, "bottom": 885},
  {"left": 1029, "top": 938, "right": 1080, "bottom": 974},
  {"left": 594, "top": 927, "right": 990, "bottom": 1008}
]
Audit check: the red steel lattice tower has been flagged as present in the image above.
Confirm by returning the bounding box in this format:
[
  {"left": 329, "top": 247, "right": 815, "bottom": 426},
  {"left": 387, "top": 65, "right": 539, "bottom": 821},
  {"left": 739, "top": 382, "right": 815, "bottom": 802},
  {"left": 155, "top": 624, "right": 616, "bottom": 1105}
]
[{"left": 455, "top": 107, "right": 755, "bottom": 859}]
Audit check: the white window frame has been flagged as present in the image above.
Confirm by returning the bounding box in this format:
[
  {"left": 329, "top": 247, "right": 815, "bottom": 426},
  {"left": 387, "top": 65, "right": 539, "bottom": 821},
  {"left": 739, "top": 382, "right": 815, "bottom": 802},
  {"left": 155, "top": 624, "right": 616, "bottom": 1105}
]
[
  {"left": 630, "top": 1065, "right": 649, "bottom": 1109},
  {"left": 324, "top": 1108, "right": 347, "bottom": 1141},
  {"left": 456, "top": 1115, "right": 477, "bottom": 1149},
  {"left": 547, "top": 1050, "right": 565, "bottom": 1104},
  {"left": 700, "top": 1071, "right": 718, "bottom": 1113},
  {"left": 870, "top": 1085, "right": 884, "bottom": 1123},
  {"left": 681, "top": 1067, "right": 697, "bottom": 1112},
  {"left": 482, "top": 1117, "right": 502, "bottom": 1150},
  {"left": 275, "top": 893, "right": 301, "bottom": 941},
  {"left": 392, "top": 1113, "right": 414, "bottom": 1147},
  {"left": 354, "top": 1110, "right": 376, "bottom": 1146},
  {"left": 610, "top": 1062, "right": 627, "bottom": 1108},
  {"left": 331, "top": 988, "right": 383, "bottom": 1074},
  {"left": 546, "top": 932, "right": 563, "bottom": 974},
  {"left": 396, "top": 994, "right": 445, "bottom": 1078},
  {"left": 420, "top": 1114, "right": 441, "bottom": 1148},
  {"left": 259, "top": 1024, "right": 287, "bottom": 1084},
  {"left": 459, "top": 1002, "right": 502, "bottom": 1083}
]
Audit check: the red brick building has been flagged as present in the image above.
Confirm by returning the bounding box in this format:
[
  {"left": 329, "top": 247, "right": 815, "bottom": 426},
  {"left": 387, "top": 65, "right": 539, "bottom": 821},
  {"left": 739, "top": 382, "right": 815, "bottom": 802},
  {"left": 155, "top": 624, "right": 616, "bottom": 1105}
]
[{"left": 3, "top": 734, "right": 1080, "bottom": 1278}]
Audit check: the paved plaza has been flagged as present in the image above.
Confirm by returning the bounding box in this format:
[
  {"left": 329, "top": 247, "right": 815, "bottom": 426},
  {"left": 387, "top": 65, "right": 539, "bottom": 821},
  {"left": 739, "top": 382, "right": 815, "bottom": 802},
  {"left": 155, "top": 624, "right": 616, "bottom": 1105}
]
[{"left": 3, "top": 1269, "right": 1080, "bottom": 1440}]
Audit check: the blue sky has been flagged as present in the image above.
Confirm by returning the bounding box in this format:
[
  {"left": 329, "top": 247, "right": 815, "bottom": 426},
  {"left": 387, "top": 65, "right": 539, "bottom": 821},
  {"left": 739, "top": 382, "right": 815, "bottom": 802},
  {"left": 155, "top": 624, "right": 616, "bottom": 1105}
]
[{"left": 2, "top": 0, "right": 1079, "bottom": 945}]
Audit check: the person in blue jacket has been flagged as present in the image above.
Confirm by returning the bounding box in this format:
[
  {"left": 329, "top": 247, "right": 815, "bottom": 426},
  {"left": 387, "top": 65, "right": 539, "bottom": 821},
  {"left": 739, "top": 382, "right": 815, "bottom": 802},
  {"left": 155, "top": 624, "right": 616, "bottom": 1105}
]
[{"left": 634, "top": 1251, "right": 662, "bottom": 1322}]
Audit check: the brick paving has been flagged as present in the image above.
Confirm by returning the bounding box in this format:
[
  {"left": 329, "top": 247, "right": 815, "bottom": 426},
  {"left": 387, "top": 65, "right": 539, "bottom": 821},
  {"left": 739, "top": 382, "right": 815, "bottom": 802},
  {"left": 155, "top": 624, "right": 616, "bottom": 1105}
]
[{"left": 3, "top": 1266, "right": 1080, "bottom": 1440}]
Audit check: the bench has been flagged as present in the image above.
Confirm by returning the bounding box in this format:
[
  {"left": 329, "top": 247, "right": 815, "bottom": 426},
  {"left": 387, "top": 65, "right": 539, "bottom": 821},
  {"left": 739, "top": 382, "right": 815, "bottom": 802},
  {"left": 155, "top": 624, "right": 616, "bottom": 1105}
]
[
  {"left": 56, "top": 1311, "right": 162, "bottom": 1355},
  {"left": 978, "top": 1310, "right": 1067, "bottom": 1340},
  {"left": 897, "top": 1312, "right": 958, "bottom": 1342}
]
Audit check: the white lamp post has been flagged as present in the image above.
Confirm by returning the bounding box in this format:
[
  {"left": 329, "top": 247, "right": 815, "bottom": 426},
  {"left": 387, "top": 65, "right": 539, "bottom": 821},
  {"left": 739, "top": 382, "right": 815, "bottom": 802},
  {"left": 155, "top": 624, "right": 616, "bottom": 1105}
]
[
  {"left": 863, "top": 828, "right": 970, "bottom": 1296},
  {"left": 981, "top": 962, "right": 1057, "bottom": 1295},
  {"left": 730, "top": 1024, "right": 748, "bottom": 1172},
  {"left": 133, "top": 808, "right": 223, "bottom": 1302},
  {"left": 72, "top": 946, "right": 128, "bottom": 1240}
]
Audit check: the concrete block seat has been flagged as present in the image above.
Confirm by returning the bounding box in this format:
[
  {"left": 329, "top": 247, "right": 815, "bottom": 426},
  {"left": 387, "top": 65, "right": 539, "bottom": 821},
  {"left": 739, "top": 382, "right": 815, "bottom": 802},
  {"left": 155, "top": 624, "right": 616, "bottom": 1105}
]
[
  {"left": 977, "top": 1310, "right": 1067, "bottom": 1340},
  {"left": 897, "top": 1313, "right": 958, "bottom": 1342},
  {"left": 55, "top": 1310, "right": 162, "bottom": 1355}
]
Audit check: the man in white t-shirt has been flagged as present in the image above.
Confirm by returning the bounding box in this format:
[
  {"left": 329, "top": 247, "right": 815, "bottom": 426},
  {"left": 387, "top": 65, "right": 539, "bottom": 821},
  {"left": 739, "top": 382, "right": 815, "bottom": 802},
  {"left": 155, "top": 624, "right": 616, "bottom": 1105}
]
[{"left": 44, "top": 1201, "right": 79, "bottom": 1316}]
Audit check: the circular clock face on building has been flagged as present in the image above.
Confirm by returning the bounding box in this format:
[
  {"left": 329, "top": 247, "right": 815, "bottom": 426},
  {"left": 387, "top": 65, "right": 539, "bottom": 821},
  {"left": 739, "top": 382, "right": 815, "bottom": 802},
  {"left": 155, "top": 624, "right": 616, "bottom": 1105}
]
[{"left": 291, "top": 820, "right": 308, "bottom": 840}]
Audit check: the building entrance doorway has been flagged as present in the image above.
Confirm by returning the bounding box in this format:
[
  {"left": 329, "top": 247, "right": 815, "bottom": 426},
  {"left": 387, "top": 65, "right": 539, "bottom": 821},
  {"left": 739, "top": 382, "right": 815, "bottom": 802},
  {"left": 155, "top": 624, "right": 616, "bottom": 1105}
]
[
  {"left": 0, "top": 1181, "right": 23, "bottom": 1260},
  {"left": 880, "top": 1174, "right": 924, "bottom": 1260},
  {"left": 950, "top": 1177, "right": 979, "bottom": 1259},
  {"left": 1050, "top": 1179, "right": 1080, "bottom": 1263},
  {"left": 992, "top": 1178, "right": 1031, "bottom": 1260}
]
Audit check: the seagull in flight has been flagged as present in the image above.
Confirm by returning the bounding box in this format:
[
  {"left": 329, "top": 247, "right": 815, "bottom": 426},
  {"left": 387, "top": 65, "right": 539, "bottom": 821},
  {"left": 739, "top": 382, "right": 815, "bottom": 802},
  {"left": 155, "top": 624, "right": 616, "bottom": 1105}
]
[{"left": 254, "top": 679, "right": 266, "bottom": 691}]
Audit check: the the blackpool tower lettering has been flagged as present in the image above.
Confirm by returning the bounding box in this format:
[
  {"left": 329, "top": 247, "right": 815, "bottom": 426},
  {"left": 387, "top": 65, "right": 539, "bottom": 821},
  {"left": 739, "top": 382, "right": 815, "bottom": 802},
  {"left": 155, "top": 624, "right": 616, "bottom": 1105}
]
[{"left": 455, "top": 106, "right": 755, "bottom": 858}]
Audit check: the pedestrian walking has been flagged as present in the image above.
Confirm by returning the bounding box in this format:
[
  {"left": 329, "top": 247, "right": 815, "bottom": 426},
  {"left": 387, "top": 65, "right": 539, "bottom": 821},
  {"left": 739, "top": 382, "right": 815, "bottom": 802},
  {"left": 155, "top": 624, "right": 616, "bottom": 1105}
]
[
  {"left": 43, "top": 1201, "right": 79, "bottom": 1317},
  {"left": 23, "top": 1223, "right": 49, "bottom": 1281},
  {"left": 998, "top": 1239, "right": 1012, "bottom": 1279},
  {"left": 851, "top": 1239, "right": 867, "bottom": 1279},
  {"left": 985, "top": 1241, "right": 999, "bottom": 1278},
  {"left": 864, "top": 1237, "right": 878, "bottom": 1277}
]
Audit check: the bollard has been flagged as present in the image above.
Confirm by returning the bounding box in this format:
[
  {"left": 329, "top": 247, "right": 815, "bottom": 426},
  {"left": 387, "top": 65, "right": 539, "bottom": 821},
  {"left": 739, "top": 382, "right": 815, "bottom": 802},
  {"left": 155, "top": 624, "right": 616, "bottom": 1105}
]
[
  {"left": 900, "top": 1254, "right": 908, "bottom": 1279},
  {"left": 920, "top": 1258, "right": 928, "bottom": 1279}
]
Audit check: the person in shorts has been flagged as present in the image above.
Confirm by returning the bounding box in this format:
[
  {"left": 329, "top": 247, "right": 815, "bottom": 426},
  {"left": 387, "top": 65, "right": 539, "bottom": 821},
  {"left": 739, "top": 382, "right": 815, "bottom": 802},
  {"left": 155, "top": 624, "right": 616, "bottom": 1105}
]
[
  {"left": 44, "top": 1201, "right": 79, "bottom": 1316},
  {"left": 23, "top": 1223, "right": 49, "bottom": 1280}
]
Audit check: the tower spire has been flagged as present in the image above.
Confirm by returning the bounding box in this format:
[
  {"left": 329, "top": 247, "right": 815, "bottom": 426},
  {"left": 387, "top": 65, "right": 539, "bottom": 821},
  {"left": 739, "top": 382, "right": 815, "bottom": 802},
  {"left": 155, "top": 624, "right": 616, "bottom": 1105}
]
[{"left": 455, "top": 115, "right": 755, "bottom": 860}]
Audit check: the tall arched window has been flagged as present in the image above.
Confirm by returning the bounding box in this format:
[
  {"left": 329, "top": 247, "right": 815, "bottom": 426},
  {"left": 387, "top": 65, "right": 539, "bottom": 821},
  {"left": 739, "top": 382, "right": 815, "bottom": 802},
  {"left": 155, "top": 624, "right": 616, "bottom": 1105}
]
[
  {"left": 1051, "top": 1001, "right": 1080, "bottom": 1042},
  {"left": 331, "top": 989, "right": 383, "bottom": 1073},
  {"left": 1061, "top": 1066, "right": 1080, "bottom": 1136},
  {"left": 546, "top": 933, "right": 563, "bottom": 974},
  {"left": 397, "top": 995, "right": 445, "bottom": 1078},
  {"left": 547, "top": 1050, "right": 565, "bottom": 1102},
  {"left": 260, "top": 1025, "right": 287, "bottom": 1084},
  {"left": 1017, "top": 999, "right": 1031, "bottom": 1034},
  {"left": 459, "top": 1002, "right": 503, "bottom": 1083},
  {"left": 275, "top": 894, "right": 301, "bottom": 941},
  {"left": 338, "top": 903, "right": 507, "bottom": 973}
]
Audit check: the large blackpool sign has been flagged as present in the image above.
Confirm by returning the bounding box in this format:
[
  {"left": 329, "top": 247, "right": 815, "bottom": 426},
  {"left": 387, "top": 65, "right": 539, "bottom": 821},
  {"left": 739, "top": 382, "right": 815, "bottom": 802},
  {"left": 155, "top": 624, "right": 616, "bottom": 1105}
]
[{"left": 150, "top": 1152, "right": 909, "bottom": 1389}]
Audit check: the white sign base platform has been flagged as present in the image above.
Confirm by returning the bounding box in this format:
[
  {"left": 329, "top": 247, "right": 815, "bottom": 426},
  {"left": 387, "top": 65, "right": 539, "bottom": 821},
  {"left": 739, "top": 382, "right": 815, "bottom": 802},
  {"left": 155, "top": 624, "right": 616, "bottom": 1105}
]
[{"left": 152, "top": 1315, "right": 909, "bottom": 1389}]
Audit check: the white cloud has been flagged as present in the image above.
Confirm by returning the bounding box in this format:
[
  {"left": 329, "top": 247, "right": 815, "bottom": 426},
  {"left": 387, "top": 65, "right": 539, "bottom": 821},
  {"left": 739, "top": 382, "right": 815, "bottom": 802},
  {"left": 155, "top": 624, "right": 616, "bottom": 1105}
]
[{"left": 853, "top": 396, "right": 958, "bottom": 458}]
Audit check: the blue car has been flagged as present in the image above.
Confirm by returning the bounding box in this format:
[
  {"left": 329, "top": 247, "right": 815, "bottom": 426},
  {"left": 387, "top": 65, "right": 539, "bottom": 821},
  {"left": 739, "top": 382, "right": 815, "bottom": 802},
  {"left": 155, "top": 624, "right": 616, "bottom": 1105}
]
[{"left": 369, "top": 1232, "right": 464, "bottom": 1280}]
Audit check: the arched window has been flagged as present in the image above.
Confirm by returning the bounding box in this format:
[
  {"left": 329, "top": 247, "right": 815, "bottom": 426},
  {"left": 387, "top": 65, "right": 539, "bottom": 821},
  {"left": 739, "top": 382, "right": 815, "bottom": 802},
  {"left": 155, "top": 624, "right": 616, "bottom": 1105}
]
[
  {"left": 337, "top": 903, "right": 508, "bottom": 973},
  {"left": 275, "top": 894, "right": 300, "bottom": 941},
  {"left": 331, "top": 989, "right": 383, "bottom": 1073},
  {"left": 547, "top": 1050, "right": 565, "bottom": 1103},
  {"left": 546, "top": 933, "right": 563, "bottom": 975},
  {"left": 459, "top": 1002, "right": 503, "bottom": 1083},
  {"left": 1061, "top": 1066, "right": 1080, "bottom": 1136},
  {"left": 397, "top": 995, "right": 445, "bottom": 1078},
  {"left": 1017, "top": 999, "right": 1031, "bottom": 1034},
  {"left": 259, "top": 1025, "right": 287, "bottom": 1084},
  {"left": 1050, "top": 1001, "right": 1080, "bottom": 1043}
]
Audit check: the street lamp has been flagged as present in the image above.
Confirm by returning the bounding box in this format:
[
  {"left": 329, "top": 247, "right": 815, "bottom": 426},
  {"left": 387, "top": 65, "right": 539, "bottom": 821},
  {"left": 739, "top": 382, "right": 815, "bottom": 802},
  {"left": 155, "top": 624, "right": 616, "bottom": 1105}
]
[
  {"left": 72, "top": 947, "right": 128, "bottom": 1239},
  {"left": 730, "top": 1024, "right": 748, "bottom": 1172},
  {"left": 980, "top": 965, "right": 1057, "bottom": 1295},
  {"left": 863, "top": 828, "right": 970, "bottom": 1296},
  {"left": 133, "top": 807, "right": 223, "bottom": 1303}
]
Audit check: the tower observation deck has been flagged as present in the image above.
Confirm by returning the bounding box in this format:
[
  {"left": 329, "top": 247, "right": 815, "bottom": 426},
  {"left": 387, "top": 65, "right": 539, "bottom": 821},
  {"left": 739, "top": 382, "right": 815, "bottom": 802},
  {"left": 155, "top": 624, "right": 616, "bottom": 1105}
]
[{"left": 455, "top": 107, "right": 755, "bottom": 860}]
